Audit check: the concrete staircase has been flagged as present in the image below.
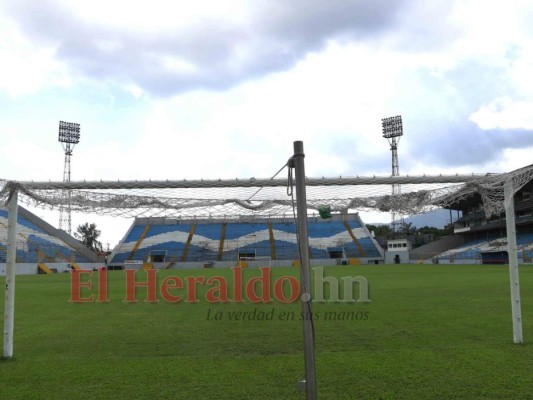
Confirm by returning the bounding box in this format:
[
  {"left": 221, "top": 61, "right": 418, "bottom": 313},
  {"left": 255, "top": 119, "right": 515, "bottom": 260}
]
[{"left": 409, "top": 235, "right": 465, "bottom": 260}]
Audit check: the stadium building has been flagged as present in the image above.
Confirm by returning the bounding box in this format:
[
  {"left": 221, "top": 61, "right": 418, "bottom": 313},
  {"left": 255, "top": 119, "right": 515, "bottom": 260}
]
[{"left": 433, "top": 177, "right": 533, "bottom": 264}]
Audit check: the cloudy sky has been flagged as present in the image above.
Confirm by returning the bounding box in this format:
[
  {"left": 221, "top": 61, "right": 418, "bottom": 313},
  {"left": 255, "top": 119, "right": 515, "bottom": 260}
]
[{"left": 1, "top": 0, "right": 532, "bottom": 247}]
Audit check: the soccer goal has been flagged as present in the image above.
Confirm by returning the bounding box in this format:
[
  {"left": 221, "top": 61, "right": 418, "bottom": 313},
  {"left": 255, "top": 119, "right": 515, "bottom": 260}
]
[{"left": 1, "top": 141, "right": 532, "bottom": 398}]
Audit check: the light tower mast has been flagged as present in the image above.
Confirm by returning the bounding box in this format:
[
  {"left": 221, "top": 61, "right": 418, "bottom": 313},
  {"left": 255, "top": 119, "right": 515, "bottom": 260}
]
[
  {"left": 382, "top": 115, "right": 403, "bottom": 234},
  {"left": 58, "top": 121, "right": 80, "bottom": 234}
]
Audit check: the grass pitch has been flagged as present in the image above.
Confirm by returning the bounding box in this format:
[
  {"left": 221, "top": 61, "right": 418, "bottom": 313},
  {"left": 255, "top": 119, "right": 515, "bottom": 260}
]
[{"left": 1, "top": 264, "right": 532, "bottom": 399}]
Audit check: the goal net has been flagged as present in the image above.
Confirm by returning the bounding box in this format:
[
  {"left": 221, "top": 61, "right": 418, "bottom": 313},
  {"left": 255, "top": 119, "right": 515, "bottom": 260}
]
[
  {"left": 2, "top": 146, "right": 531, "bottom": 359},
  {"left": 1, "top": 163, "right": 532, "bottom": 220}
]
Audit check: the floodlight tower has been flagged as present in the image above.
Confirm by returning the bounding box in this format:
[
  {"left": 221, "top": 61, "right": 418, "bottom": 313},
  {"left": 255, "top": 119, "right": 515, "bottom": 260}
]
[
  {"left": 58, "top": 121, "right": 80, "bottom": 234},
  {"left": 382, "top": 115, "right": 403, "bottom": 234}
]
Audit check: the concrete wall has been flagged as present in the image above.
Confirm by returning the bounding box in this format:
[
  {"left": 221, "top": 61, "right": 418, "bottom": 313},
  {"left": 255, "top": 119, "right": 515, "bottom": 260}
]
[
  {"left": 3, "top": 258, "right": 381, "bottom": 276},
  {"left": 0, "top": 263, "right": 106, "bottom": 276},
  {"left": 3, "top": 258, "right": 529, "bottom": 276},
  {"left": 0, "top": 263, "right": 38, "bottom": 275},
  {"left": 436, "top": 259, "right": 480, "bottom": 265},
  {"left": 123, "top": 258, "right": 382, "bottom": 271},
  {"left": 436, "top": 257, "right": 531, "bottom": 265}
]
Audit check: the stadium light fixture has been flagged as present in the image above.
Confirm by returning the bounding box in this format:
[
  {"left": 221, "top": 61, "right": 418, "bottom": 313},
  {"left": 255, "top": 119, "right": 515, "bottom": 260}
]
[
  {"left": 58, "top": 121, "right": 81, "bottom": 145},
  {"left": 381, "top": 115, "right": 403, "bottom": 139}
]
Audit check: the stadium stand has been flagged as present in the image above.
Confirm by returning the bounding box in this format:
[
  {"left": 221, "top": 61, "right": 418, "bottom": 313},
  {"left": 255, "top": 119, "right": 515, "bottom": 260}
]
[
  {"left": 108, "top": 213, "right": 384, "bottom": 267},
  {"left": 434, "top": 178, "right": 533, "bottom": 263},
  {"left": 0, "top": 207, "right": 97, "bottom": 264},
  {"left": 436, "top": 232, "right": 533, "bottom": 263}
]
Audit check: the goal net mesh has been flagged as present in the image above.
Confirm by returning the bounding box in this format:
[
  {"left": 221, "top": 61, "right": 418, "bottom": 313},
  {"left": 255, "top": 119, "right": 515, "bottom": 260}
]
[{"left": 0, "top": 163, "right": 532, "bottom": 219}]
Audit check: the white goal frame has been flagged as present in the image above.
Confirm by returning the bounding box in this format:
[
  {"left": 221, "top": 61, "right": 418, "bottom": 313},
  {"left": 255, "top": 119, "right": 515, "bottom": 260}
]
[{"left": 2, "top": 163, "right": 528, "bottom": 360}]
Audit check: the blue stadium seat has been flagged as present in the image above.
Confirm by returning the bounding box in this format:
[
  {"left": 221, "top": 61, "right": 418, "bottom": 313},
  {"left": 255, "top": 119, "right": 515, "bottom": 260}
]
[
  {"left": 109, "top": 216, "right": 382, "bottom": 263},
  {"left": 0, "top": 208, "right": 92, "bottom": 263}
]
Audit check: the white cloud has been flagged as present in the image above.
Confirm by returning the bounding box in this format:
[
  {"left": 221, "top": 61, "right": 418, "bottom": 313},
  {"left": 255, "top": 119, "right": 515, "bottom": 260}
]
[
  {"left": 66, "top": 0, "right": 250, "bottom": 32},
  {"left": 470, "top": 98, "right": 533, "bottom": 130},
  {"left": 2, "top": 0, "right": 533, "bottom": 247},
  {"left": 0, "top": 134, "right": 63, "bottom": 181},
  {"left": 497, "top": 147, "right": 533, "bottom": 171},
  {"left": 0, "top": 17, "right": 67, "bottom": 96},
  {"left": 4, "top": 0, "right": 410, "bottom": 96}
]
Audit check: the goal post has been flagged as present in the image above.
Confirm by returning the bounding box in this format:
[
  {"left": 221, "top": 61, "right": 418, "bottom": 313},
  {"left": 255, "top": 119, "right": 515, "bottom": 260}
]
[
  {"left": 3, "top": 188, "right": 18, "bottom": 359},
  {"left": 504, "top": 180, "right": 523, "bottom": 344},
  {"left": 292, "top": 140, "right": 317, "bottom": 399},
  {"left": 1, "top": 154, "right": 532, "bottom": 362}
]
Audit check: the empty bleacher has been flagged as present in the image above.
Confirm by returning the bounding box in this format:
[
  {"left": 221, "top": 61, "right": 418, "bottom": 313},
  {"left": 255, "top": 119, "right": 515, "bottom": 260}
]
[
  {"left": 0, "top": 207, "right": 93, "bottom": 263},
  {"left": 109, "top": 214, "right": 384, "bottom": 265},
  {"left": 436, "top": 232, "right": 533, "bottom": 262}
]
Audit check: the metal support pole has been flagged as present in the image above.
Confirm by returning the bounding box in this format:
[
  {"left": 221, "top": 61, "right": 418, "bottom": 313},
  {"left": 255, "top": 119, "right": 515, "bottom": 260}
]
[
  {"left": 504, "top": 180, "right": 523, "bottom": 344},
  {"left": 3, "top": 189, "right": 18, "bottom": 358},
  {"left": 293, "top": 141, "right": 317, "bottom": 399}
]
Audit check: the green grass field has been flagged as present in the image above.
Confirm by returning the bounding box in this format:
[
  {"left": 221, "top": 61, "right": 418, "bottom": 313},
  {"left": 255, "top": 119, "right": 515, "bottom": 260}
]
[{"left": 1, "top": 264, "right": 532, "bottom": 399}]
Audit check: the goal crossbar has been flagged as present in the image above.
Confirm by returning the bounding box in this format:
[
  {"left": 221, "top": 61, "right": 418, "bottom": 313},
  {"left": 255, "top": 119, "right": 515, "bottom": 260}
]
[{"left": 14, "top": 174, "right": 489, "bottom": 190}]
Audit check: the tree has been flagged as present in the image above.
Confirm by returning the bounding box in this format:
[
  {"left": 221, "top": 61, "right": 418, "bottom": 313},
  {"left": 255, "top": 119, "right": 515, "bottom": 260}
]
[
  {"left": 75, "top": 222, "right": 103, "bottom": 252},
  {"left": 399, "top": 222, "right": 417, "bottom": 236},
  {"left": 366, "top": 224, "right": 392, "bottom": 237}
]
